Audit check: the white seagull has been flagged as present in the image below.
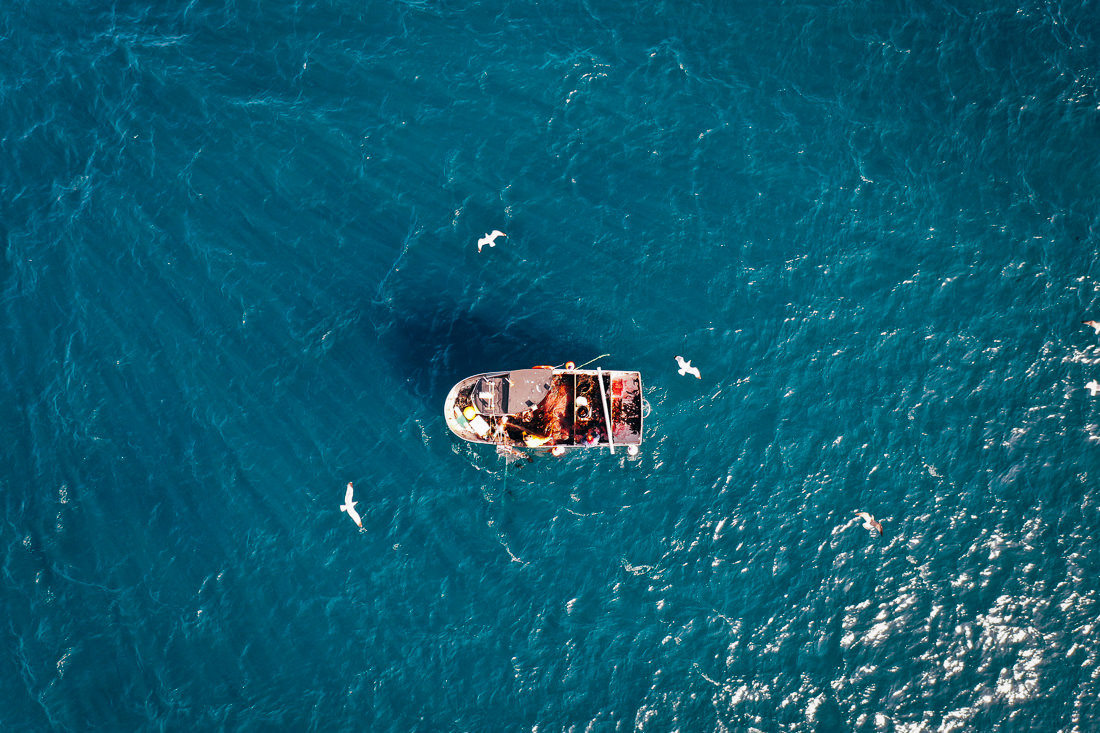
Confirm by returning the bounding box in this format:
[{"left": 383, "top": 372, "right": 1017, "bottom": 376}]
[
  {"left": 477, "top": 230, "right": 507, "bottom": 253},
  {"left": 341, "top": 482, "right": 363, "bottom": 528},
  {"left": 855, "top": 511, "right": 883, "bottom": 535},
  {"left": 1083, "top": 320, "right": 1100, "bottom": 335},
  {"left": 1088, "top": 380, "right": 1100, "bottom": 396},
  {"left": 675, "top": 355, "right": 701, "bottom": 379}
]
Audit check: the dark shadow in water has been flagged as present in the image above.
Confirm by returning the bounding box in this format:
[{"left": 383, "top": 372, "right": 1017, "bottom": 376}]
[{"left": 372, "top": 298, "right": 602, "bottom": 410}]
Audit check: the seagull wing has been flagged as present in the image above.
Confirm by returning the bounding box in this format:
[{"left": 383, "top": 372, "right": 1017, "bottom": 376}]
[
  {"left": 344, "top": 482, "right": 355, "bottom": 507},
  {"left": 346, "top": 504, "right": 363, "bottom": 528},
  {"left": 491, "top": 230, "right": 506, "bottom": 239}
]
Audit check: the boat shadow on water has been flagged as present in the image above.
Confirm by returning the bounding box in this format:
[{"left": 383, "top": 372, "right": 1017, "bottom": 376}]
[{"left": 372, "top": 301, "right": 601, "bottom": 410}]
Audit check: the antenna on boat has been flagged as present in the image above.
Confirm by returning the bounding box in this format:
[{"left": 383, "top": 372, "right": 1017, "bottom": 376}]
[
  {"left": 571, "top": 353, "right": 610, "bottom": 370},
  {"left": 596, "top": 367, "right": 615, "bottom": 455}
]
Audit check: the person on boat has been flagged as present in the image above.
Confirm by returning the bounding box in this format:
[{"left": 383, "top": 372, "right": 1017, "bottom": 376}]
[{"left": 584, "top": 427, "right": 601, "bottom": 446}]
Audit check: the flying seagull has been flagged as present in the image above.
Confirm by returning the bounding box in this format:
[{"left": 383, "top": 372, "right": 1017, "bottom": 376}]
[
  {"left": 1083, "top": 320, "right": 1100, "bottom": 335},
  {"left": 855, "top": 511, "right": 883, "bottom": 535},
  {"left": 341, "top": 482, "right": 363, "bottom": 528},
  {"left": 1088, "top": 380, "right": 1100, "bottom": 396},
  {"left": 675, "top": 355, "right": 701, "bottom": 379},
  {"left": 477, "top": 230, "right": 506, "bottom": 253}
]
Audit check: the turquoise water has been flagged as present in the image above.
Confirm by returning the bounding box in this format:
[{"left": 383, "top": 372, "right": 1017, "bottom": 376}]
[{"left": 4, "top": 0, "right": 1100, "bottom": 730}]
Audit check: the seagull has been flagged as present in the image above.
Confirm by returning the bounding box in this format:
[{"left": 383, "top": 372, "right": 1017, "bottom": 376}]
[
  {"left": 1088, "top": 380, "right": 1100, "bottom": 396},
  {"left": 675, "top": 355, "right": 701, "bottom": 379},
  {"left": 1084, "top": 320, "right": 1100, "bottom": 334},
  {"left": 477, "top": 230, "right": 506, "bottom": 253},
  {"left": 855, "top": 511, "right": 883, "bottom": 535},
  {"left": 341, "top": 482, "right": 363, "bottom": 529}
]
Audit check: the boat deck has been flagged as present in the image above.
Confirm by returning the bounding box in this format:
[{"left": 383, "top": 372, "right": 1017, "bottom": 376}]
[{"left": 445, "top": 368, "right": 643, "bottom": 449}]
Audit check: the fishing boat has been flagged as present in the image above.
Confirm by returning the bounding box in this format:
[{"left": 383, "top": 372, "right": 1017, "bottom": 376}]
[{"left": 444, "top": 364, "right": 645, "bottom": 453}]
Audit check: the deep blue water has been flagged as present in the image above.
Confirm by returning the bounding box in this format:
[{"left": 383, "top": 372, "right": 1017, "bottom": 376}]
[{"left": 4, "top": 0, "right": 1100, "bottom": 730}]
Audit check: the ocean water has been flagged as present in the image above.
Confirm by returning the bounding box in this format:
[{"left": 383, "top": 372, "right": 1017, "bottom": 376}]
[{"left": 4, "top": 0, "right": 1100, "bottom": 730}]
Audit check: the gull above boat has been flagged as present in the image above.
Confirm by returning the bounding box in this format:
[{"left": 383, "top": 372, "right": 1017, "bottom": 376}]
[{"left": 444, "top": 364, "right": 645, "bottom": 453}]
